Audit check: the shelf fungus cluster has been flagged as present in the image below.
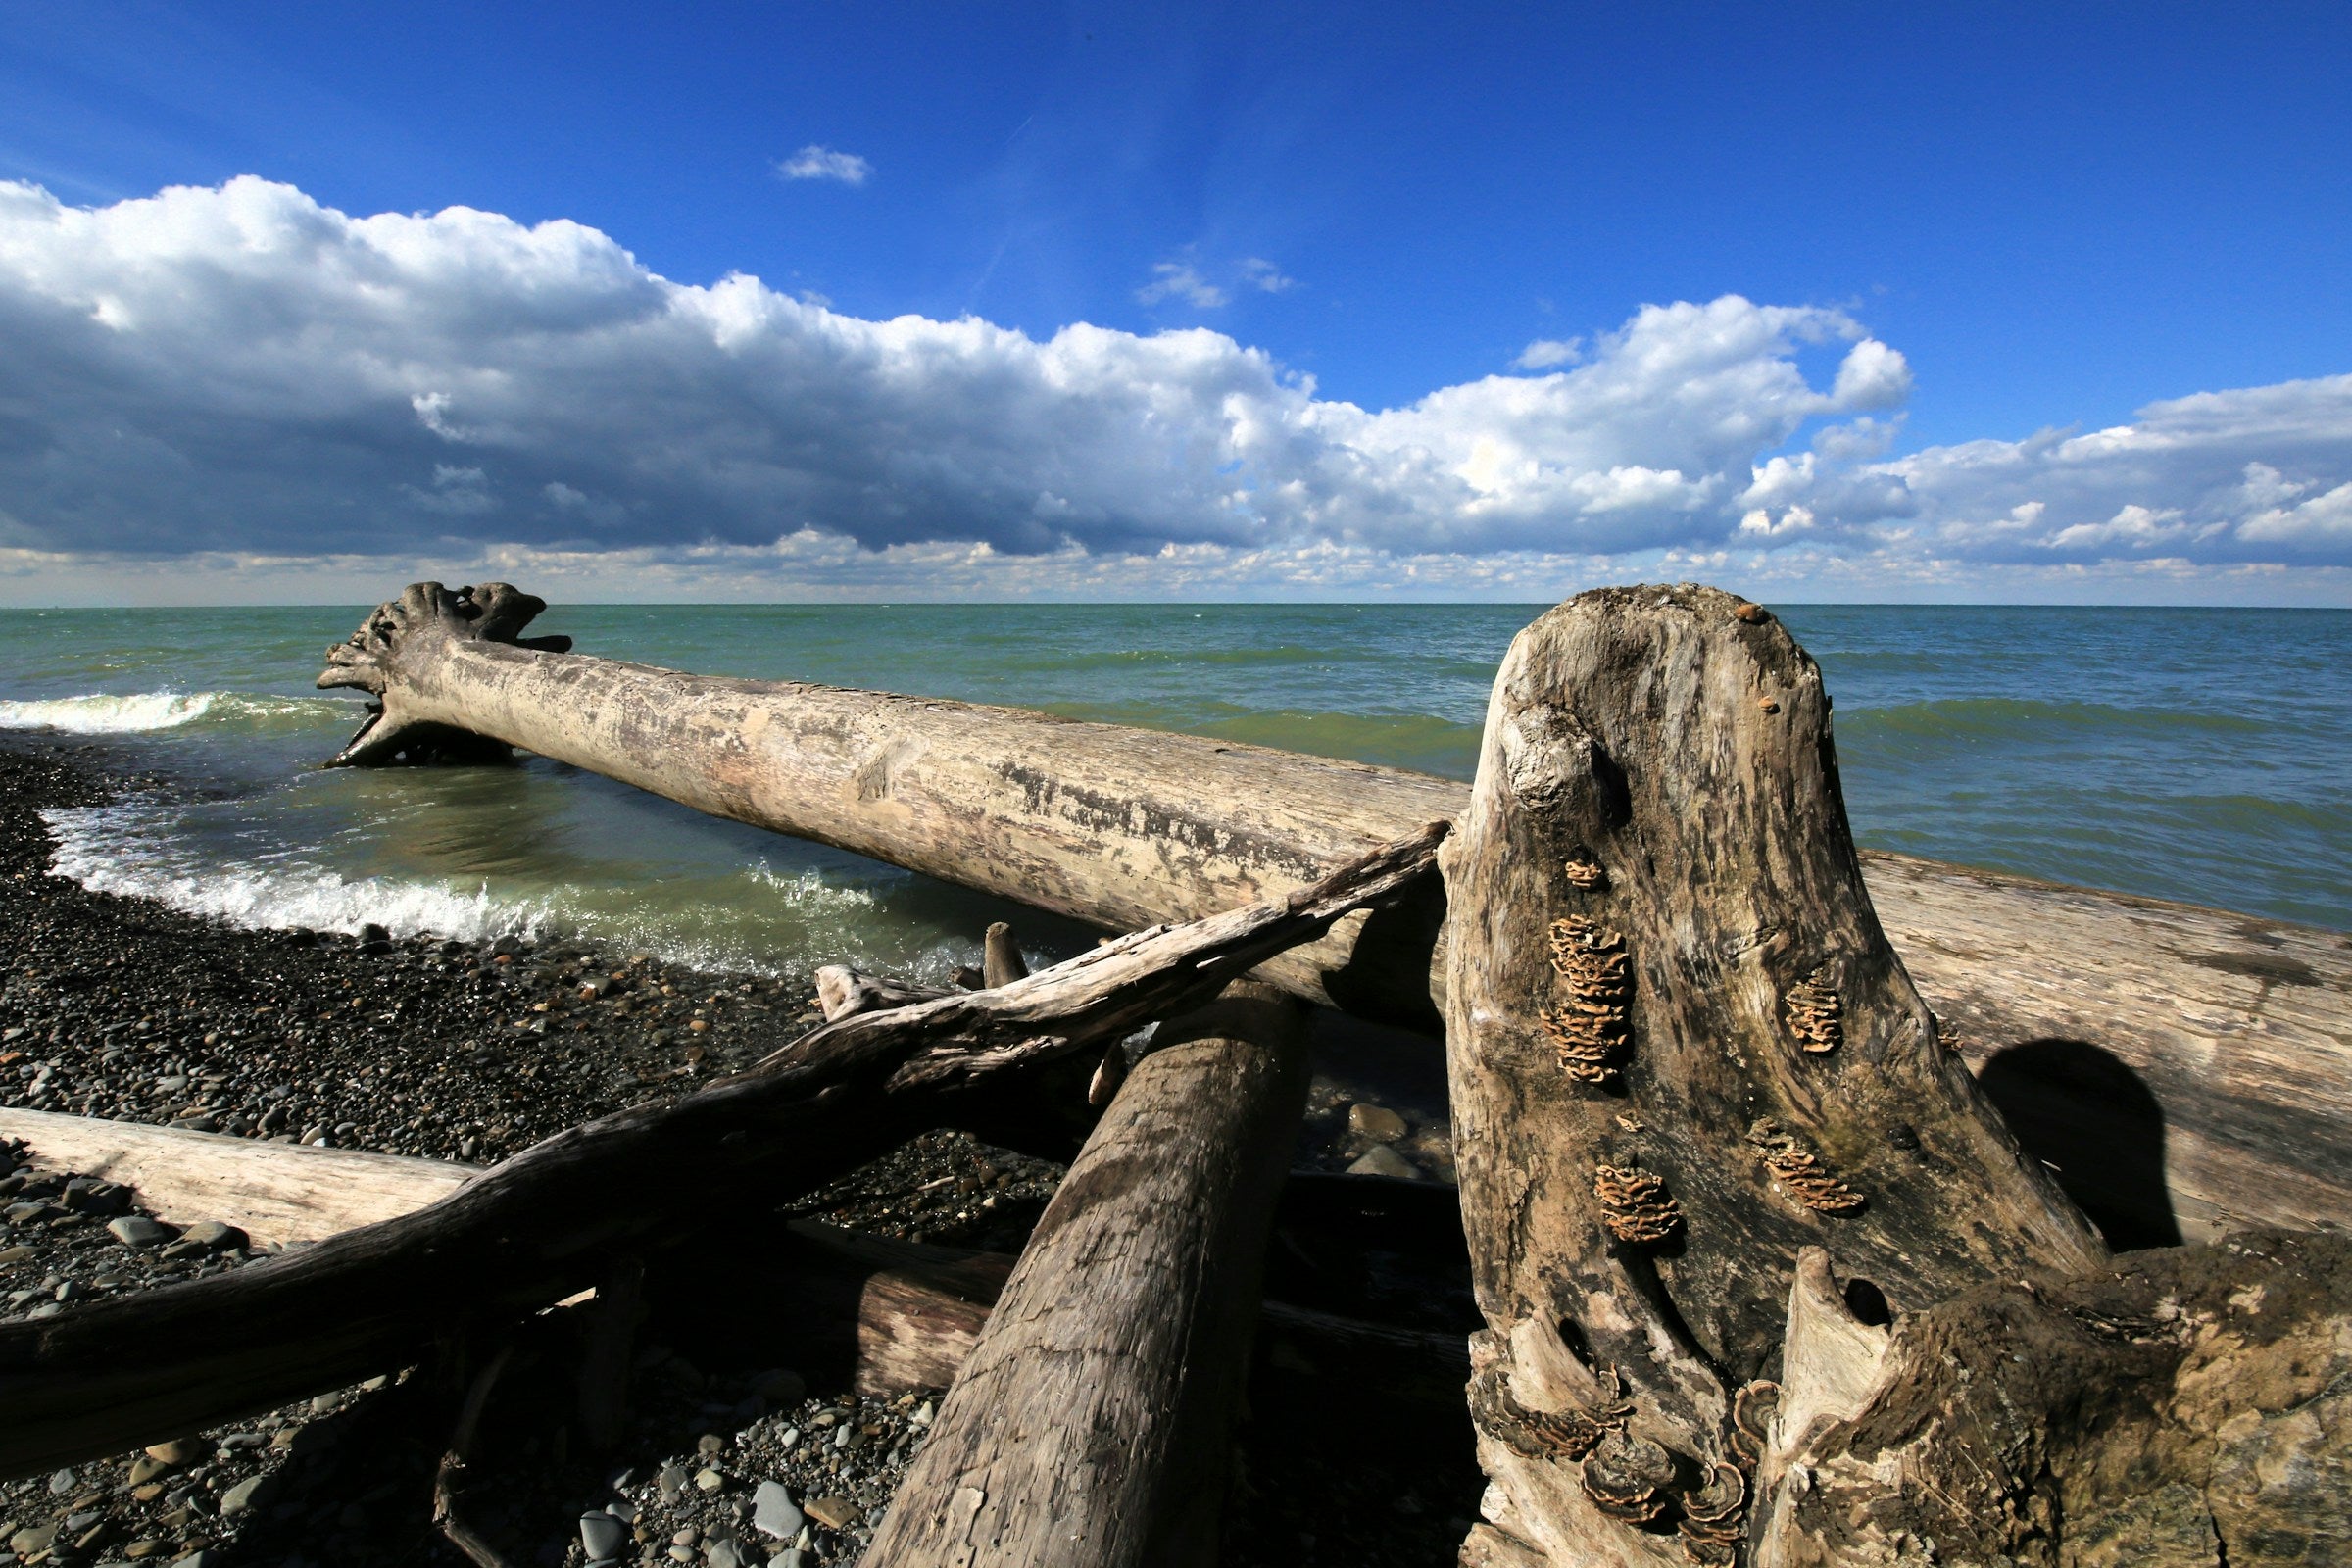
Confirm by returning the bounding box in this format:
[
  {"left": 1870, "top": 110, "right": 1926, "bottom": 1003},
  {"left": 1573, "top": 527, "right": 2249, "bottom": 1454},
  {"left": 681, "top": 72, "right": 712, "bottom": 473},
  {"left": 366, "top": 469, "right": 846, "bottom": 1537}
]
[
  {"left": 1783, "top": 965, "right": 1841, "bottom": 1054},
  {"left": 1675, "top": 1462, "right": 1749, "bottom": 1565},
  {"left": 1593, "top": 1162, "right": 1684, "bottom": 1244},
  {"left": 1579, "top": 1430, "right": 1679, "bottom": 1526},
  {"left": 1470, "top": 1366, "right": 1632, "bottom": 1463},
  {"left": 1544, "top": 914, "right": 1632, "bottom": 1083},
  {"left": 1726, "top": 1379, "right": 1781, "bottom": 1467},
  {"left": 1560, "top": 852, "right": 1608, "bottom": 891},
  {"left": 1747, "top": 1119, "right": 1866, "bottom": 1214}
]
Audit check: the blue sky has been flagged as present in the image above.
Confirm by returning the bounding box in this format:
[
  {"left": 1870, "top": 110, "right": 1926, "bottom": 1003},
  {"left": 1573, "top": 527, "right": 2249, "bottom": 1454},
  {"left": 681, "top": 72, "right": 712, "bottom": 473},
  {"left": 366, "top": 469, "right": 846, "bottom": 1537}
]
[{"left": 2, "top": 1, "right": 2349, "bottom": 603}]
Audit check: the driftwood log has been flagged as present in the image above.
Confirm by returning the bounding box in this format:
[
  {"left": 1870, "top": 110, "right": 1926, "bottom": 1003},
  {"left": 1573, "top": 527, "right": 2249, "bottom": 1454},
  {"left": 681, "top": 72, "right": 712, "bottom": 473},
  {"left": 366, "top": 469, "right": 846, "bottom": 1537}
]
[
  {"left": 0, "top": 823, "right": 1443, "bottom": 1478},
  {"left": 0, "top": 1107, "right": 473, "bottom": 1247},
  {"left": 865, "top": 979, "right": 1308, "bottom": 1566},
  {"left": 0, "top": 1103, "right": 1471, "bottom": 1413},
  {"left": 316, "top": 583, "right": 2352, "bottom": 1244},
  {"left": 317, "top": 582, "right": 1461, "bottom": 1023}
]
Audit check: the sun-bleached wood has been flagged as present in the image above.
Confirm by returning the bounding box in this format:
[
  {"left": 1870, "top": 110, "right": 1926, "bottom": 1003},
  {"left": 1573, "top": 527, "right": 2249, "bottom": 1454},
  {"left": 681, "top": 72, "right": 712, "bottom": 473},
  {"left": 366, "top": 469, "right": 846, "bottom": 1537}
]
[
  {"left": 316, "top": 583, "right": 2352, "bottom": 1242},
  {"left": 318, "top": 582, "right": 1459, "bottom": 1023},
  {"left": 0, "top": 1108, "right": 473, "bottom": 1247},
  {"left": 1859, "top": 851, "right": 2352, "bottom": 1243},
  {"left": 863, "top": 980, "right": 1310, "bottom": 1568},
  {"left": 0, "top": 824, "right": 1442, "bottom": 1480},
  {"left": 1440, "top": 586, "right": 2103, "bottom": 1567}
]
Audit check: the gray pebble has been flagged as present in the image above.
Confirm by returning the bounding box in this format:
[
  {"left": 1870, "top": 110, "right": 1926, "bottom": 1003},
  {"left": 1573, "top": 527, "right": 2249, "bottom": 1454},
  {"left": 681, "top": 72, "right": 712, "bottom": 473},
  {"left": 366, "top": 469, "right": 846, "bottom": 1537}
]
[
  {"left": 7, "top": 1524, "right": 58, "bottom": 1557},
  {"left": 753, "top": 1480, "right": 804, "bottom": 1540},
  {"left": 579, "top": 1510, "right": 629, "bottom": 1561},
  {"left": 106, "top": 1214, "right": 174, "bottom": 1247},
  {"left": 219, "top": 1473, "right": 270, "bottom": 1516},
  {"left": 181, "top": 1219, "right": 248, "bottom": 1250}
]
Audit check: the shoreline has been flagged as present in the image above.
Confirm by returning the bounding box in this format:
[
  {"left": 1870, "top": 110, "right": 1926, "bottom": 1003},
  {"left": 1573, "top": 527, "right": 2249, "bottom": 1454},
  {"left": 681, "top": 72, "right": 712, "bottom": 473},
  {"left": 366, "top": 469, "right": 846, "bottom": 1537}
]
[{"left": 0, "top": 734, "right": 1479, "bottom": 1567}]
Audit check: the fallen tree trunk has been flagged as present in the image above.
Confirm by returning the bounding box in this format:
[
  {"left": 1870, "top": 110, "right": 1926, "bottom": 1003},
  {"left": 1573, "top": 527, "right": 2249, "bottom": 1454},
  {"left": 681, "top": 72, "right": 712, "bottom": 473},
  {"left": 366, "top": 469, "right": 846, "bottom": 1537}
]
[
  {"left": 0, "top": 822, "right": 1443, "bottom": 1479},
  {"left": 318, "top": 583, "right": 1460, "bottom": 1025},
  {"left": 0, "top": 1105, "right": 1472, "bottom": 1417},
  {"left": 316, "top": 584, "right": 2352, "bottom": 1242},
  {"left": 1859, "top": 851, "right": 2352, "bottom": 1244},
  {"left": 1442, "top": 585, "right": 2107, "bottom": 1567},
  {"left": 864, "top": 980, "right": 1310, "bottom": 1566}
]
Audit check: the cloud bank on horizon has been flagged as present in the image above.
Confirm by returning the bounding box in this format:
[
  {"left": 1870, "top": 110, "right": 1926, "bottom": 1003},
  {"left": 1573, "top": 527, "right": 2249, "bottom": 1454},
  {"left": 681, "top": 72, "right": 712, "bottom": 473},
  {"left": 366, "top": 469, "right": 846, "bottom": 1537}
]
[{"left": 2, "top": 176, "right": 2347, "bottom": 602}]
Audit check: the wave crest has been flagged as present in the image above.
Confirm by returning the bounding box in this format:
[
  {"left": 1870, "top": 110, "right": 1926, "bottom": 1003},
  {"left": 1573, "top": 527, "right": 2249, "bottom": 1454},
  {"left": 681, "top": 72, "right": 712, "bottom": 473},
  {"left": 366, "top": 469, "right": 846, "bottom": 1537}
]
[
  {"left": 0, "top": 690, "right": 346, "bottom": 735},
  {"left": 42, "top": 803, "right": 550, "bottom": 944}
]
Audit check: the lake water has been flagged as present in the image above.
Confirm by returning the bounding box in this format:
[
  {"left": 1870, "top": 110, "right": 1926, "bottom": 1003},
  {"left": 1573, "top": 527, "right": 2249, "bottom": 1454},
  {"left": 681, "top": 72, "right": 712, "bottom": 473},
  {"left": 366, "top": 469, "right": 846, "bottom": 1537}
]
[{"left": 3, "top": 600, "right": 2346, "bottom": 991}]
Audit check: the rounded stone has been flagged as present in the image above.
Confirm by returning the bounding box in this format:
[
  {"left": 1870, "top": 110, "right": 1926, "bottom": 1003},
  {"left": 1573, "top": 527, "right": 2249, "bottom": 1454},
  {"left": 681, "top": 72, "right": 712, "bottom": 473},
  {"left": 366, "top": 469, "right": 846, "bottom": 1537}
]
[
  {"left": 107, "top": 1215, "right": 175, "bottom": 1248},
  {"left": 1346, "top": 1144, "right": 1421, "bottom": 1180},
  {"left": 579, "top": 1511, "right": 629, "bottom": 1561}
]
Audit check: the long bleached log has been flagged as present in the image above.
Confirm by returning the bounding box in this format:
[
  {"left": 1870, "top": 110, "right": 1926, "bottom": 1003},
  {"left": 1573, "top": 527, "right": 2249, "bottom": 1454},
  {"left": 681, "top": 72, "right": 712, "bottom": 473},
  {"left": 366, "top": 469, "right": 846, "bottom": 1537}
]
[
  {"left": 863, "top": 980, "right": 1310, "bottom": 1567},
  {"left": 0, "top": 823, "right": 1444, "bottom": 1480},
  {"left": 317, "top": 583, "right": 1461, "bottom": 1026},
  {"left": 314, "top": 585, "right": 2352, "bottom": 1242},
  {"left": 0, "top": 1107, "right": 1472, "bottom": 1418},
  {"left": 0, "top": 1108, "right": 471, "bottom": 1247}
]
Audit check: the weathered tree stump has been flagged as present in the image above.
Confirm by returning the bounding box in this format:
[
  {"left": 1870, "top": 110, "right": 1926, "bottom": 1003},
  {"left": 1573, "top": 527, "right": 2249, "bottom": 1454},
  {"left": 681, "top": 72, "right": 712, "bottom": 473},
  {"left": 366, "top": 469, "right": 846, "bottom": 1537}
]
[
  {"left": 1440, "top": 585, "right": 2105, "bottom": 1566},
  {"left": 861, "top": 980, "right": 1310, "bottom": 1567}
]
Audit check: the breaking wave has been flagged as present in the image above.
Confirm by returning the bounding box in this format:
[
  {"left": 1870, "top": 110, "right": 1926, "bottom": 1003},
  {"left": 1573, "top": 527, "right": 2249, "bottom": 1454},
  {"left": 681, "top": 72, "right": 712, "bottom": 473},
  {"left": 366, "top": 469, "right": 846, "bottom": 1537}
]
[
  {"left": 0, "top": 690, "right": 344, "bottom": 735},
  {"left": 42, "top": 802, "right": 552, "bottom": 945}
]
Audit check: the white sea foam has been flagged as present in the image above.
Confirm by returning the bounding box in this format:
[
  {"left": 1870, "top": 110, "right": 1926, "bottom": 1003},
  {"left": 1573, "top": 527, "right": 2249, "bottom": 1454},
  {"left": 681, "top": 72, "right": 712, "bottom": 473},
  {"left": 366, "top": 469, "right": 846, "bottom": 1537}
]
[
  {"left": 0, "top": 690, "right": 343, "bottom": 734},
  {"left": 747, "top": 860, "right": 881, "bottom": 913},
  {"left": 36, "top": 803, "right": 956, "bottom": 979},
  {"left": 42, "top": 803, "right": 551, "bottom": 945},
  {"left": 0, "top": 691, "right": 218, "bottom": 732}
]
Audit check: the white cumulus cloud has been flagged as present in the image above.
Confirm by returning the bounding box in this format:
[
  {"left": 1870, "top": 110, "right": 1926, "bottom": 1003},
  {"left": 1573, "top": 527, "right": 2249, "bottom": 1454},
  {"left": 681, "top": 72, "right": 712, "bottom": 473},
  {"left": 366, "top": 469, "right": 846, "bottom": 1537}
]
[
  {"left": 775, "top": 146, "right": 871, "bottom": 185},
  {"left": 1513, "top": 337, "right": 1582, "bottom": 369},
  {"left": 0, "top": 176, "right": 2346, "bottom": 603}
]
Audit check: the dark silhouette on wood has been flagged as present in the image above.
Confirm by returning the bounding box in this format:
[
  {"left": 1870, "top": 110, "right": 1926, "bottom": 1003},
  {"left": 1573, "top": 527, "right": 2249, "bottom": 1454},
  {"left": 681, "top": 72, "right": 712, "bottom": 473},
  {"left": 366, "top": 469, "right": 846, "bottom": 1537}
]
[{"left": 1977, "top": 1038, "right": 2184, "bottom": 1251}]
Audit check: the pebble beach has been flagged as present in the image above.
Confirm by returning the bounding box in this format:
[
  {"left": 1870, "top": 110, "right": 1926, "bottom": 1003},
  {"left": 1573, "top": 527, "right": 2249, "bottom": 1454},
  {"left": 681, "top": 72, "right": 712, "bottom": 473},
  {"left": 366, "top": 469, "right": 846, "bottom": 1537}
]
[{"left": 0, "top": 735, "right": 1482, "bottom": 1568}]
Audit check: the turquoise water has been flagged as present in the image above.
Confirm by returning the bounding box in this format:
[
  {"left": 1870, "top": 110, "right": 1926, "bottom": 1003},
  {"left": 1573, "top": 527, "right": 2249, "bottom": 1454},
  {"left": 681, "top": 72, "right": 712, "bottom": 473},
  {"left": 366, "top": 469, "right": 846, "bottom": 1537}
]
[{"left": 1, "top": 602, "right": 2346, "bottom": 984}]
